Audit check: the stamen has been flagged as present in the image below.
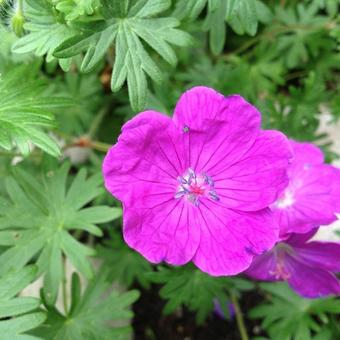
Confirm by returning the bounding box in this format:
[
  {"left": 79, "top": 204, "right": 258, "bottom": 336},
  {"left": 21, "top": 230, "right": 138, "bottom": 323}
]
[
  {"left": 175, "top": 168, "right": 220, "bottom": 206},
  {"left": 209, "top": 190, "right": 220, "bottom": 201}
]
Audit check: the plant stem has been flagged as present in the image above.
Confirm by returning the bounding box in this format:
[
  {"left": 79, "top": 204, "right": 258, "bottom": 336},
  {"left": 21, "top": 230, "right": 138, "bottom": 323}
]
[
  {"left": 89, "top": 140, "right": 111, "bottom": 152},
  {"left": 230, "top": 293, "right": 249, "bottom": 340},
  {"left": 88, "top": 107, "right": 108, "bottom": 139},
  {"left": 62, "top": 257, "right": 68, "bottom": 315},
  {"left": 17, "top": 0, "right": 24, "bottom": 15}
]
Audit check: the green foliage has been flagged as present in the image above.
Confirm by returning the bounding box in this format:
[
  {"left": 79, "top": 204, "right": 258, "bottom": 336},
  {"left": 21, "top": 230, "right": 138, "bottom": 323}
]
[
  {"left": 0, "top": 163, "right": 121, "bottom": 305},
  {"left": 175, "top": 0, "right": 272, "bottom": 55},
  {"left": 148, "top": 265, "right": 254, "bottom": 323},
  {"left": 34, "top": 271, "right": 139, "bottom": 339},
  {"left": 261, "top": 72, "right": 327, "bottom": 139},
  {"left": 12, "top": 0, "right": 76, "bottom": 70},
  {"left": 53, "top": 0, "right": 191, "bottom": 111},
  {"left": 249, "top": 283, "right": 340, "bottom": 340},
  {"left": 0, "top": 66, "right": 70, "bottom": 156},
  {"left": 0, "top": 0, "right": 340, "bottom": 337},
  {"left": 271, "top": 3, "right": 333, "bottom": 69},
  {"left": 98, "top": 230, "right": 153, "bottom": 289},
  {"left": 49, "top": 72, "right": 104, "bottom": 135},
  {"left": 0, "top": 265, "right": 46, "bottom": 340},
  {"left": 54, "top": 0, "right": 100, "bottom": 22}
]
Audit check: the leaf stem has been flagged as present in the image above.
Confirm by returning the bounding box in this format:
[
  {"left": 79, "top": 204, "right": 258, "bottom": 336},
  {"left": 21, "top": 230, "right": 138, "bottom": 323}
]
[
  {"left": 88, "top": 107, "right": 108, "bottom": 139},
  {"left": 89, "top": 140, "right": 111, "bottom": 152},
  {"left": 230, "top": 292, "right": 249, "bottom": 340},
  {"left": 62, "top": 257, "right": 68, "bottom": 315}
]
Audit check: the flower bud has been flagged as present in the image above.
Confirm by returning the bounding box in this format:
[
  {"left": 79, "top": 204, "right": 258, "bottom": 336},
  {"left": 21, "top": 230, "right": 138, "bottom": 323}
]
[{"left": 11, "top": 12, "right": 25, "bottom": 37}]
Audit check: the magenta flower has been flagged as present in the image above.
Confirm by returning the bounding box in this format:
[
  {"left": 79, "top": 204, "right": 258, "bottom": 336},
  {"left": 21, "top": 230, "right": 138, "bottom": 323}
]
[
  {"left": 246, "top": 229, "right": 340, "bottom": 298},
  {"left": 103, "top": 87, "right": 292, "bottom": 275},
  {"left": 271, "top": 140, "right": 340, "bottom": 237}
]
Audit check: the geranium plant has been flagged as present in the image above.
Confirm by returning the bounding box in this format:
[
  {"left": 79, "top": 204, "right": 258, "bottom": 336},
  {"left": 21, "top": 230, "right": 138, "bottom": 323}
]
[{"left": 0, "top": 0, "right": 340, "bottom": 339}]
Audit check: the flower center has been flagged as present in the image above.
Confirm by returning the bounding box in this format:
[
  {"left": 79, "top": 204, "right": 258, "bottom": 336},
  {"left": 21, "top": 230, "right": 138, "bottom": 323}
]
[
  {"left": 274, "top": 188, "right": 295, "bottom": 209},
  {"left": 269, "top": 259, "right": 291, "bottom": 280},
  {"left": 269, "top": 243, "right": 293, "bottom": 280},
  {"left": 175, "top": 168, "right": 219, "bottom": 206}
]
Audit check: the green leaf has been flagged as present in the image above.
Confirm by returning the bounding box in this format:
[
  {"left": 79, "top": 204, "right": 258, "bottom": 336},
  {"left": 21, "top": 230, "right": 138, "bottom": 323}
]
[
  {"left": 0, "top": 164, "right": 121, "bottom": 305},
  {"left": 97, "top": 229, "right": 152, "bottom": 288},
  {"left": 203, "top": 0, "right": 227, "bottom": 55},
  {"left": 200, "top": 0, "right": 266, "bottom": 54},
  {"left": 172, "top": 0, "right": 207, "bottom": 21},
  {"left": 0, "top": 65, "right": 71, "bottom": 156},
  {"left": 55, "top": 0, "right": 100, "bottom": 21},
  {"left": 0, "top": 312, "right": 46, "bottom": 340},
  {"left": 229, "top": 0, "right": 258, "bottom": 36},
  {"left": 12, "top": 0, "right": 75, "bottom": 65},
  {"left": 148, "top": 265, "right": 252, "bottom": 324},
  {"left": 53, "top": 0, "right": 191, "bottom": 111},
  {"left": 249, "top": 282, "right": 340, "bottom": 340},
  {"left": 271, "top": 3, "right": 330, "bottom": 69},
  {"left": 34, "top": 271, "right": 139, "bottom": 340},
  {"left": 0, "top": 266, "right": 46, "bottom": 339}
]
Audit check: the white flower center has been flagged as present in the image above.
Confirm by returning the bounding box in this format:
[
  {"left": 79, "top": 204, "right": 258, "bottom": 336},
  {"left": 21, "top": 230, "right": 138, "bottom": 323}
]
[
  {"left": 175, "top": 168, "right": 219, "bottom": 206},
  {"left": 275, "top": 189, "right": 295, "bottom": 209}
]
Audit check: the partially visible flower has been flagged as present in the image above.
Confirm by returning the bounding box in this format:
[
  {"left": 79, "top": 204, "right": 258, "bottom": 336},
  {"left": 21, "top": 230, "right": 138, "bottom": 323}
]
[
  {"left": 271, "top": 140, "right": 340, "bottom": 237},
  {"left": 246, "top": 229, "right": 340, "bottom": 298},
  {"left": 213, "top": 299, "right": 235, "bottom": 319},
  {"left": 103, "top": 86, "right": 292, "bottom": 276}
]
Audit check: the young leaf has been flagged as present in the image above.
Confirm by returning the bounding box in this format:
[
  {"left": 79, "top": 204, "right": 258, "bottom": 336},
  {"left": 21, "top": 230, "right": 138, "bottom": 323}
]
[
  {"left": 12, "top": 0, "right": 75, "bottom": 66},
  {"left": 0, "top": 164, "right": 122, "bottom": 306},
  {"left": 54, "top": 0, "right": 100, "bottom": 22},
  {"left": 34, "top": 271, "right": 139, "bottom": 340}
]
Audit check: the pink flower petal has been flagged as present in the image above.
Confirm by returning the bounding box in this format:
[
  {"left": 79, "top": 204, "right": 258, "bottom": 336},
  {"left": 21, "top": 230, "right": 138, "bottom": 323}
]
[
  {"left": 331, "top": 167, "right": 340, "bottom": 211},
  {"left": 272, "top": 141, "right": 340, "bottom": 236},
  {"left": 173, "top": 87, "right": 261, "bottom": 173},
  {"left": 294, "top": 241, "right": 340, "bottom": 272},
  {"left": 102, "top": 88, "right": 292, "bottom": 274},
  {"left": 192, "top": 203, "right": 278, "bottom": 276},
  {"left": 103, "top": 110, "right": 184, "bottom": 204},
  {"left": 284, "top": 229, "right": 319, "bottom": 245},
  {"left": 212, "top": 130, "right": 292, "bottom": 211},
  {"left": 123, "top": 201, "right": 201, "bottom": 265},
  {"left": 275, "top": 164, "right": 338, "bottom": 236},
  {"left": 245, "top": 249, "right": 277, "bottom": 281},
  {"left": 289, "top": 140, "right": 324, "bottom": 169},
  {"left": 285, "top": 254, "right": 340, "bottom": 298}
]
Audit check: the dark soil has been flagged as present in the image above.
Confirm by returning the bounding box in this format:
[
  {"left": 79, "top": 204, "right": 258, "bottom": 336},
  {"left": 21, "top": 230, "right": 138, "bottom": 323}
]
[{"left": 132, "top": 284, "right": 264, "bottom": 340}]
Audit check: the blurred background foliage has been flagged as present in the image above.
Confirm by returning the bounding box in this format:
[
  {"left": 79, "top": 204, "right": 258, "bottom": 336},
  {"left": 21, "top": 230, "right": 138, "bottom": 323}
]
[{"left": 0, "top": 0, "right": 340, "bottom": 339}]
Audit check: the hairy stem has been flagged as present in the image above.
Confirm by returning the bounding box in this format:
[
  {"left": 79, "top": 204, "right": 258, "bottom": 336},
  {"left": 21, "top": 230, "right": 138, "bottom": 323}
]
[
  {"left": 230, "top": 293, "right": 249, "bottom": 340},
  {"left": 17, "top": 0, "right": 24, "bottom": 15}
]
